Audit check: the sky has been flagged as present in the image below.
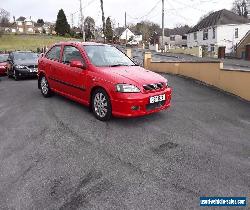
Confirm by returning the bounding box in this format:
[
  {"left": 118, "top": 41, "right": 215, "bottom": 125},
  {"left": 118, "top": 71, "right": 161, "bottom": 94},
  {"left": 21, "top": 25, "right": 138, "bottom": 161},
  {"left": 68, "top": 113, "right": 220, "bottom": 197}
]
[{"left": 1, "top": 0, "right": 235, "bottom": 28}]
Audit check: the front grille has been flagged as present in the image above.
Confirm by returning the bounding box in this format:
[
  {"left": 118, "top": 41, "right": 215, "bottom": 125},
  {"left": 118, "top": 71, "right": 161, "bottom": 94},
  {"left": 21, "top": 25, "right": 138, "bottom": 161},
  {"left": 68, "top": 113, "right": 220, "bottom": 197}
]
[
  {"left": 143, "top": 82, "right": 164, "bottom": 91},
  {"left": 146, "top": 100, "right": 166, "bottom": 111}
]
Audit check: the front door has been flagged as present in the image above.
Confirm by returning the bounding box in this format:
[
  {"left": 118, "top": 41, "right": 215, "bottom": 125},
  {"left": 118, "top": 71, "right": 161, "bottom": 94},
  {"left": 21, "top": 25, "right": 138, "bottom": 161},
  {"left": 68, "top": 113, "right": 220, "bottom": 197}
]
[
  {"left": 245, "top": 45, "right": 250, "bottom": 61},
  {"left": 61, "top": 45, "right": 87, "bottom": 102}
]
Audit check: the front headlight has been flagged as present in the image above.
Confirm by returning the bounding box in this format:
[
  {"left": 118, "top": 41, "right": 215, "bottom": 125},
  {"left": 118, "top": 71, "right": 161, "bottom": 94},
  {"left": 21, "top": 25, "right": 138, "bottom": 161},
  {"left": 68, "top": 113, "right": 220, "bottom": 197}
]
[
  {"left": 15, "top": 65, "right": 26, "bottom": 69},
  {"left": 116, "top": 84, "right": 140, "bottom": 93},
  {"left": 164, "top": 81, "right": 169, "bottom": 88}
]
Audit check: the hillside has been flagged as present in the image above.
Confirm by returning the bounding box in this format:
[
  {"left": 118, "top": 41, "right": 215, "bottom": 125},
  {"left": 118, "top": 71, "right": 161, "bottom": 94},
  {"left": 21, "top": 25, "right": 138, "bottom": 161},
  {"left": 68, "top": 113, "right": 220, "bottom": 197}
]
[{"left": 0, "top": 34, "right": 80, "bottom": 51}]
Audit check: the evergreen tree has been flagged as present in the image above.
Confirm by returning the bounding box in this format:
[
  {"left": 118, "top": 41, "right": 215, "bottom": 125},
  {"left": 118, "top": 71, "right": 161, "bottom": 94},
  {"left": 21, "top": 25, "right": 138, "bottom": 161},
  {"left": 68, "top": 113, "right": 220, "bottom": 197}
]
[
  {"left": 105, "top": 17, "right": 113, "bottom": 42},
  {"left": 55, "top": 9, "right": 70, "bottom": 36}
]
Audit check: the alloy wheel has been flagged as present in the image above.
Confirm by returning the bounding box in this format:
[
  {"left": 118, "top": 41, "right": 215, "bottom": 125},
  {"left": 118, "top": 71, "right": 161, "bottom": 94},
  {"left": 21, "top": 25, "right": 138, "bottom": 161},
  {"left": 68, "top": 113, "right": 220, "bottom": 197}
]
[
  {"left": 94, "top": 92, "right": 108, "bottom": 118},
  {"left": 41, "top": 77, "right": 49, "bottom": 95}
]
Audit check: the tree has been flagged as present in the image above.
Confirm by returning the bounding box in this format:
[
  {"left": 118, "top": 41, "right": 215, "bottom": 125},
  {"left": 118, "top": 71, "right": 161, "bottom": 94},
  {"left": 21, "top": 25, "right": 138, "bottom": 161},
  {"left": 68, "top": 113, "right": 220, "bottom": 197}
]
[
  {"left": 130, "top": 21, "right": 161, "bottom": 42},
  {"left": 84, "top": 16, "right": 95, "bottom": 41},
  {"left": 100, "top": 0, "right": 106, "bottom": 42},
  {"left": 0, "top": 8, "right": 10, "bottom": 26},
  {"left": 232, "top": 0, "right": 249, "bottom": 18},
  {"left": 55, "top": 9, "right": 70, "bottom": 36},
  {"left": 37, "top": 19, "right": 45, "bottom": 26},
  {"left": 105, "top": 17, "right": 113, "bottom": 42}
]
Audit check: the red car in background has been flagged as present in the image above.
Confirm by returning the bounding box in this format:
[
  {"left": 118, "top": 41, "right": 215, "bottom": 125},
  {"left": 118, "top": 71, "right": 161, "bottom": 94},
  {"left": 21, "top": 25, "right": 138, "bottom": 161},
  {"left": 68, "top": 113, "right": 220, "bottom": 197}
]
[
  {"left": 38, "top": 42, "right": 172, "bottom": 121},
  {"left": 0, "top": 54, "right": 9, "bottom": 76}
]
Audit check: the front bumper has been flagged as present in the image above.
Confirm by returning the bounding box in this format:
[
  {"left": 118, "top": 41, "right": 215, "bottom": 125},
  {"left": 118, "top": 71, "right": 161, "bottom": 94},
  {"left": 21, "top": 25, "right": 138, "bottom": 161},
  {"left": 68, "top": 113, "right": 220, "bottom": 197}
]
[
  {"left": 15, "top": 69, "right": 38, "bottom": 78},
  {"left": 111, "top": 87, "right": 172, "bottom": 117}
]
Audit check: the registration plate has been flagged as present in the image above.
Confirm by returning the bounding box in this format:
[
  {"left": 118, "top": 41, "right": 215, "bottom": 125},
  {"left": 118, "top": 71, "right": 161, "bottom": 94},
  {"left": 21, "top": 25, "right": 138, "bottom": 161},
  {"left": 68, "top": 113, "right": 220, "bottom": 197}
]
[
  {"left": 149, "top": 94, "right": 165, "bottom": 104},
  {"left": 29, "top": 68, "right": 38, "bottom": 72}
]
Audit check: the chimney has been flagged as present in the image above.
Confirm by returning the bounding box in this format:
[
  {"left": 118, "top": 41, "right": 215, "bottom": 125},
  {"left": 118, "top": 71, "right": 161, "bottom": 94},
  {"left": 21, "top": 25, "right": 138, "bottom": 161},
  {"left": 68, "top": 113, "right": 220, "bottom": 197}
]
[{"left": 13, "top": 16, "right": 15, "bottom": 22}]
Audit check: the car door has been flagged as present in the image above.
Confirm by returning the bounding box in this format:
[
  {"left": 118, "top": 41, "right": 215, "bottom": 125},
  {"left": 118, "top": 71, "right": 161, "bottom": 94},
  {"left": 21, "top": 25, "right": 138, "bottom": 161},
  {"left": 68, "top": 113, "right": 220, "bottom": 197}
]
[
  {"left": 44, "top": 45, "right": 62, "bottom": 91},
  {"left": 61, "top": 45, "right": 88, "bottom": 101}
]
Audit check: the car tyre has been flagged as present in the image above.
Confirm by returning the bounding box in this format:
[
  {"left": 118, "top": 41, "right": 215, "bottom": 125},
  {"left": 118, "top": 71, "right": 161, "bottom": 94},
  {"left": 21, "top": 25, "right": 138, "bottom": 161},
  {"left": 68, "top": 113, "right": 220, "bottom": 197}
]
[
  {"left": 91, "top": 88, "right": 112, "bottom": 121},
  {"left": 40, "top": 75, "right": 52, "bottom": 97}
]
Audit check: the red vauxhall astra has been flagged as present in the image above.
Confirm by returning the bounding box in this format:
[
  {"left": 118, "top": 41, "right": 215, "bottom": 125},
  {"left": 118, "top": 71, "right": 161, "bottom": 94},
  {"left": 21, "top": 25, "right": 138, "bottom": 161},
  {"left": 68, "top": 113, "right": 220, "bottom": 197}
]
[{"left": 38, "top": 42, "right": 172, "bottom": 121}]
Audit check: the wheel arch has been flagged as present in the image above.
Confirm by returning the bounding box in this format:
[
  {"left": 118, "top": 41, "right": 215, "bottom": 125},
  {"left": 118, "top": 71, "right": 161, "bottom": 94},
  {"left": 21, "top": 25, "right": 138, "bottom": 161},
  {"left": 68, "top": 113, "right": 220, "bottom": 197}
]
[
  {"left": 38, "top": 71, "right": 46, "bottom": 89},
  {"left": 89, "top": 85, "right": 112, "bottom": 109}
]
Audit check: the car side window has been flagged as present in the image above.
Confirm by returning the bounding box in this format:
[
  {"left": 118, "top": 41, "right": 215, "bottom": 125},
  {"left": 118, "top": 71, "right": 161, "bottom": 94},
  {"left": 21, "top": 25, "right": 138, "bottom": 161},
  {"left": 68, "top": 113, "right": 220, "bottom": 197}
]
[
  {"left": 62, "top": 46, "right": 84, "bottom": 64},
  {"left": 46, "top": 46, "right": 61, "bottom": 61}
]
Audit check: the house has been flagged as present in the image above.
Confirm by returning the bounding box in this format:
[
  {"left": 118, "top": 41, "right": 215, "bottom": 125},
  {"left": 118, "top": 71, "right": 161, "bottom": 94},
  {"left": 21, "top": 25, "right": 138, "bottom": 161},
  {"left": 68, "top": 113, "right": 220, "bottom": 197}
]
[
  {"left": 236, "top": 30, "right": 250, "bottom": 60},
  {"left": 15, "top": 16, "right": 35, "bottom": 33},
  {"left": 187, "top": 9, "right": 250, "bottom": 55},
  {"left": 159, "top": 25, "right": 191, "bottom": 48},
  {"left": 119, "top": 28, "right": 142, "bottom": 43}
]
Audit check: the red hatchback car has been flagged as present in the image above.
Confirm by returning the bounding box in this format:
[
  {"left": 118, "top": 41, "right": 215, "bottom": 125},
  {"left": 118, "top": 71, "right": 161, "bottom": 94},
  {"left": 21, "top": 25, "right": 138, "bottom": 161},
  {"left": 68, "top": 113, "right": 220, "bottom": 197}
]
[
  {"left": 38, "top": 42, "right": 172, "bottom": 121},
  {"left": 0, "top": 54, "right": 9, "bottom": 76}
]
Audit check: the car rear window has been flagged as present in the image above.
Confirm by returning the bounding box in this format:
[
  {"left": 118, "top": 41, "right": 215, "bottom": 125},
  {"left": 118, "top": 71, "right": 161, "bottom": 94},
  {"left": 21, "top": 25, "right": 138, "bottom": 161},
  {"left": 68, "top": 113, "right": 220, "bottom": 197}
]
[{"left": 0, "top": 54, "right": 9, "bottom": 62}]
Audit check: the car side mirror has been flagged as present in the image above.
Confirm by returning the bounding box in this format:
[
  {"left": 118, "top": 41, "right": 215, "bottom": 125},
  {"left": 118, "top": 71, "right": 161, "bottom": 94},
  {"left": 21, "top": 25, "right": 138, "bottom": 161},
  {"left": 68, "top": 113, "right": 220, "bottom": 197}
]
[
  {"left": 7, "top": 58, "right": 11, "bottom": 62},
  {"left": 70, "top": 60, "right": 86, "bottom": 69}
]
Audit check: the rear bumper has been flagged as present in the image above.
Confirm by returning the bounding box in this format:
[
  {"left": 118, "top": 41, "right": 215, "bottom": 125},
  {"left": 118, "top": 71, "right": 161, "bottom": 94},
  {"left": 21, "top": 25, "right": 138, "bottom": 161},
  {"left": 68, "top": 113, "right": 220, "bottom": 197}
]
[
  {"left": 111, "top": 87, "right": 172, "bottom": 117},
  {"left": 0, "top": 68, "right": 6, "bottom": 76}
]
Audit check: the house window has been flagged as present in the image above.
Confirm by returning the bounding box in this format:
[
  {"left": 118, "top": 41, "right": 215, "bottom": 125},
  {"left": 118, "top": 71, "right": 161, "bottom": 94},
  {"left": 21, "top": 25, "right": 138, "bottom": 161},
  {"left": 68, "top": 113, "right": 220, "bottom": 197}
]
[
  {"left": 203, "top": 29, "right": 208, "bottom": 40},
  {"left": 235, "top": 28, "right": 238, "bottom": 38},
  {"left": 210, "top": 44, "right": 215, "bottom": 52},
  {"left": 182, "top": 35, "right": 187, "bottom": 40},
  {"left": 170, "top": 36, "right": 175, "bottom": 41},
  {"left": 212, "top": 27, "right": 215, "bottom": 39},
  {"left": 194, "top": 32, "right": 197, "bottom": 40}
]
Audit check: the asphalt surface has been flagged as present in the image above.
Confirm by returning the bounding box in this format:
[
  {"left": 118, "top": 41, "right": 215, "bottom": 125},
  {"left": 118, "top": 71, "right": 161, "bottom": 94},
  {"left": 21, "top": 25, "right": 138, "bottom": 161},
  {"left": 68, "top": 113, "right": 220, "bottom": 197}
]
[
  {"left": 131, "top": 48, "right": 250, "bottom": 71},
  {"left": 0, "top": 75, "right": 249, "bottom": 210}
]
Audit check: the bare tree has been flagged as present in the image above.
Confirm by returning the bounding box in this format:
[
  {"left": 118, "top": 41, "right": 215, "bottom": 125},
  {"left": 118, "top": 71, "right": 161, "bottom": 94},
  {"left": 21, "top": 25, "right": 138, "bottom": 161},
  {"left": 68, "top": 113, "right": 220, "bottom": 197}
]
[
  {"left": 232, "top": 0, "right": 249, "bottom": 18},
  {"left": 100, "top": 0, "right": 106, "bottom": 43},
  {"left": 0, "top": 8, "right": 10, "bottom": 26}
]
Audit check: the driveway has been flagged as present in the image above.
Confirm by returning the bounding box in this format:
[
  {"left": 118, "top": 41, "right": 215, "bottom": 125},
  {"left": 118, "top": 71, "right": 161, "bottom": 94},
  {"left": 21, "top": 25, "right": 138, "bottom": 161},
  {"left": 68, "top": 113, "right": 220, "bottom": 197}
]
[
  {"left": 131, "top": 48, "right": 250, "bottom": 71},
  {"left": 0, "top": 76, "right": 249, "bottom": 209}
]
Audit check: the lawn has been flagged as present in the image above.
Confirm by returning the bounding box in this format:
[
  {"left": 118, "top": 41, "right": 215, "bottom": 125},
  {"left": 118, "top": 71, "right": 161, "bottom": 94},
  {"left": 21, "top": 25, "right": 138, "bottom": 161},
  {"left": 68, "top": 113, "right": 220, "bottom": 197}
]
[{"left": 0, "top": 34, "right": 81, "bottom": 52}]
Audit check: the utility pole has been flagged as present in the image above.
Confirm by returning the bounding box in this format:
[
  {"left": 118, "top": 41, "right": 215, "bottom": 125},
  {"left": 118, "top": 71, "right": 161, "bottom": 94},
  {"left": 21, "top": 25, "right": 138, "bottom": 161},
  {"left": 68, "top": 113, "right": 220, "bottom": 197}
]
[
  {"left": 161, "top": 0, "right": 165, "bottom": 52},
  {"left": 125, "top": 11, "right": 127, "bottom": 46},
  {"left": 100, "top": 0, "right": 105, "bottom": 43},
  {"left": 79, "top": 0, "right": 85, "bottom": 41},
  {"left": 71, "top": 13, "right": 74, "bottom": 29}
]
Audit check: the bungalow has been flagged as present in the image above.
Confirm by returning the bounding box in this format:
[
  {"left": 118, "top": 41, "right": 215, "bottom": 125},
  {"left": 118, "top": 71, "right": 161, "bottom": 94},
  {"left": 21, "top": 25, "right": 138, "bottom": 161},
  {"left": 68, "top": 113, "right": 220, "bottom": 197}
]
[
  {"left": 236, "top": 30, "right": 250, "bottom": 60},
  {"left": 187, "top": 9, "right": 250, "bottom": 56},
  {"left": 119, "top": 28, "right": 142, "bottom": 43},
  {"left": 159, "top": 25, "right": 191, "bottom": 49}
]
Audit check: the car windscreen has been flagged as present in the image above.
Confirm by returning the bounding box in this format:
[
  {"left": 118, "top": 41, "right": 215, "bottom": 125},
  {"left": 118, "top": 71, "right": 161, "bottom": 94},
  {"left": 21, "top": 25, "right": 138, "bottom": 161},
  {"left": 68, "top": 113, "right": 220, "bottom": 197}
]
[
  {"left": 13, "top": 52, "right": 38, "bottom": 61},
  {"left": 83, "top": 45, "right": 135, "bottom": 67},
  {"left": 0, "top": 54, "right": 9, "bottom": 62}
]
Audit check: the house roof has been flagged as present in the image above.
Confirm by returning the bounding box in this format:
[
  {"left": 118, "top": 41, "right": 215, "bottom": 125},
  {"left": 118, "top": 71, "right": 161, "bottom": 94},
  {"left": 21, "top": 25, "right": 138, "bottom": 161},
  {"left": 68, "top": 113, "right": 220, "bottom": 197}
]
[
  {"left": 16, "top": 16, "right": 26, "bottom": 21},
  {"left": 189, "top": 9, "right": 250, "bottom": 33},
  {"left": 237, "top": 30, "right": 250, "bottom": 47},
  {"left": 164, "top": 25, "right": 191, "bottom": 36}
]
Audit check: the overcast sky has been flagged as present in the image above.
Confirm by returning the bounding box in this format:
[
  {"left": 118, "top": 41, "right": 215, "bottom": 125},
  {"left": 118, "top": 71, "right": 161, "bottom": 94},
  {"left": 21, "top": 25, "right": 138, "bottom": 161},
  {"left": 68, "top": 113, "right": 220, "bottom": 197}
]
[{"left": 1, "top": 0, "right": 234, "bottom": 28}]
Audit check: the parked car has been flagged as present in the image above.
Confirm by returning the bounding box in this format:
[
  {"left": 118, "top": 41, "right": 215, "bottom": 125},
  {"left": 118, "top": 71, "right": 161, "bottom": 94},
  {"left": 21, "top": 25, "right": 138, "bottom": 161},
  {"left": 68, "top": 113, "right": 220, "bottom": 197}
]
[
  {"left": 38, "top": 42, "right": 172, "bottom": 121},
  {"left": 7, "top": 51, "right": 39, "bottom": 80},
  {"left": 127, "top": 40, "right": 139, "bottom": 46},
  {"left": 0, "top": 54, "right": 9, "bottom": 76}
]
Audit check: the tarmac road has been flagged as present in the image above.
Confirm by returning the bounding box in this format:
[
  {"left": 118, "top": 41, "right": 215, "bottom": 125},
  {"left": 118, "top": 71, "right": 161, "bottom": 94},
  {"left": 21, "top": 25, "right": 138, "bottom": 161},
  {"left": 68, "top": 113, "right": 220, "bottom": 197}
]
[{"left": 0, "top": 75, "right": 249, "bottom": 209}]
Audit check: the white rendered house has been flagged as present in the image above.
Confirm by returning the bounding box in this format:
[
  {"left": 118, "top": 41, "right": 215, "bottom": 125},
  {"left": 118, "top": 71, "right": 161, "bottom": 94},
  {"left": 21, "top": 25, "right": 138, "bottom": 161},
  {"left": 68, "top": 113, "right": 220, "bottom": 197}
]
[{"left": 187, "top": 9, "right": 250, "bottom": 54}]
